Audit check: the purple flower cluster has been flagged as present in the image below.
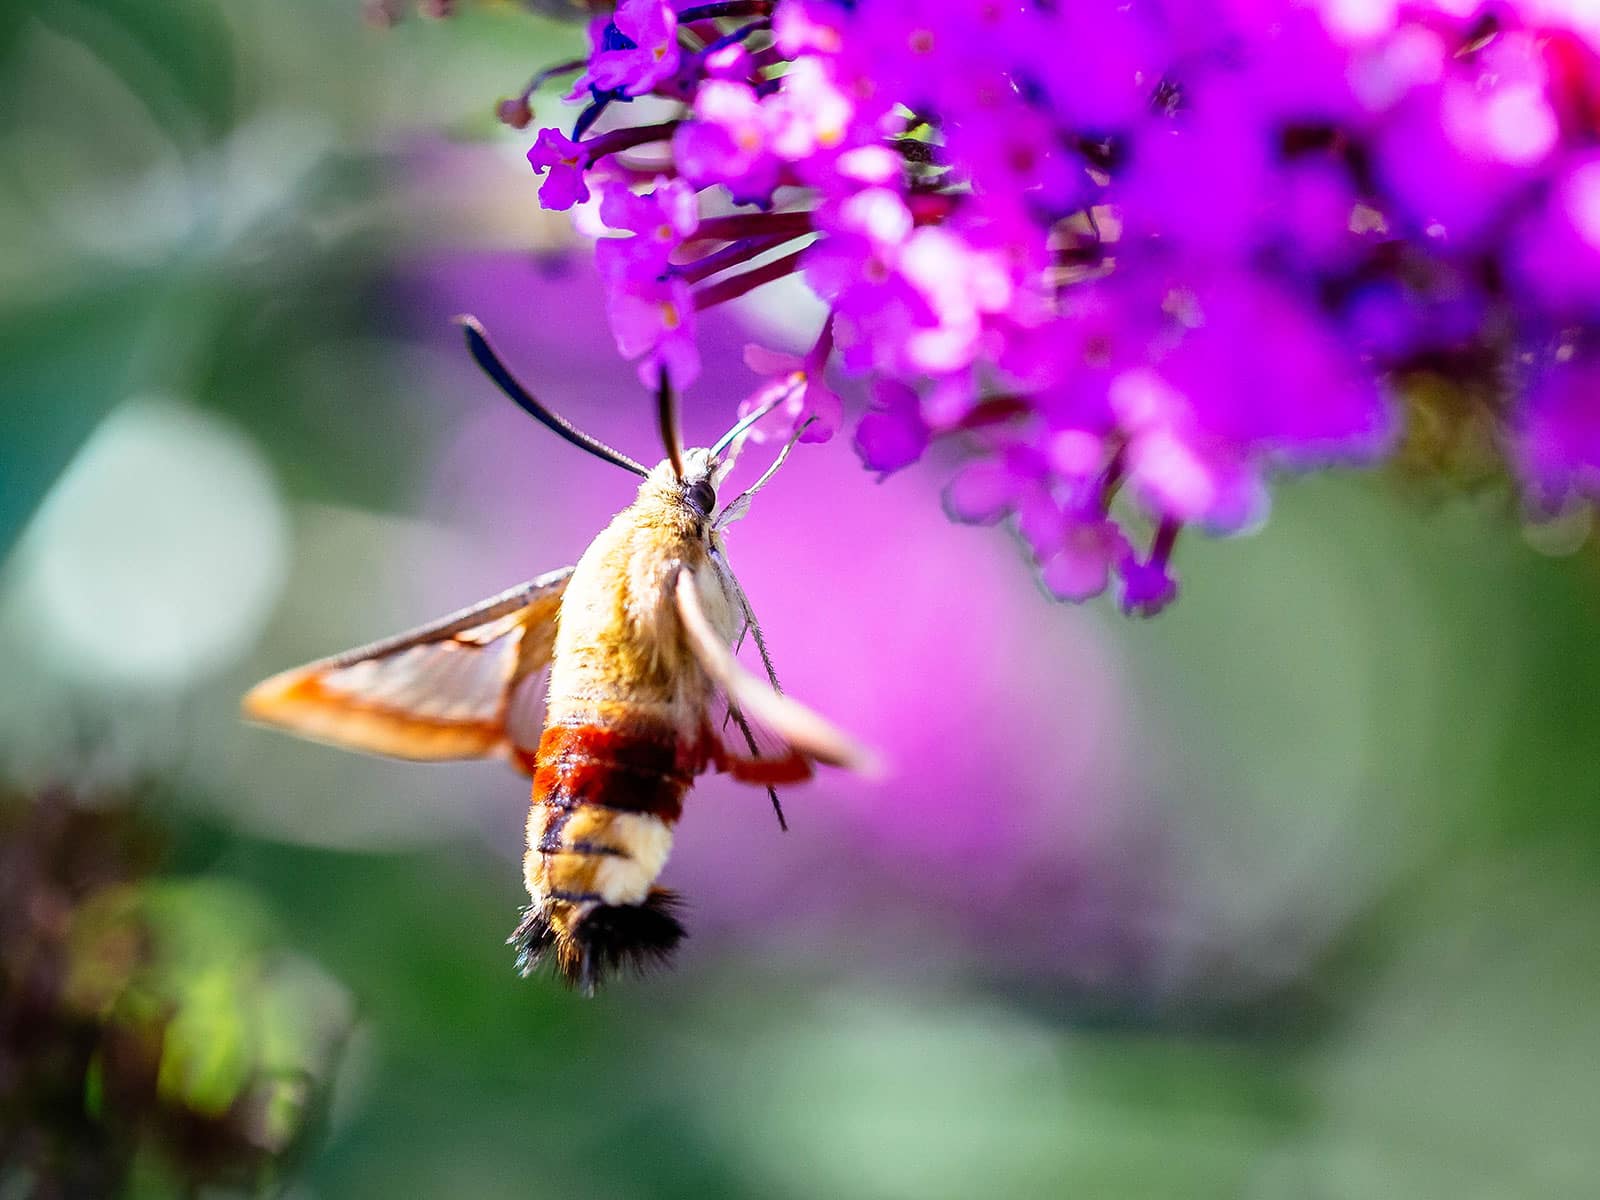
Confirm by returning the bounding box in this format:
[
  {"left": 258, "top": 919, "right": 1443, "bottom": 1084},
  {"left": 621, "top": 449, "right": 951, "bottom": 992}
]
[{"left": 513, "top": 0, "right": 1600, "bottom": 614}]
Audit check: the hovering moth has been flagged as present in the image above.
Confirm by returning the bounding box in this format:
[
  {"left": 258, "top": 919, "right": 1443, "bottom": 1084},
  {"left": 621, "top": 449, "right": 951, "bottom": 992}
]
[{"left": 244, "top": 318, "right": 873, "bottom": 994}]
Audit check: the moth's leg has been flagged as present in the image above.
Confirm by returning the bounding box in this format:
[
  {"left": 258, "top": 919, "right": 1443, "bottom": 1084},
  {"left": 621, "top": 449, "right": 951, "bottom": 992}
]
[
  {"left": 727, "top": 704, "right": 786, "bottom": 833},
  {"left": 722, "top": 618, "right": 750, "bottom": 735},
  {"left": 713, "top": 548, "right": 783, "bottom": 694},
  {"left": 711, "top": 548, "right": 788, "bottom": 832},
  {"left": 678, "top": 568, "right": 873, "bottom": 779}
]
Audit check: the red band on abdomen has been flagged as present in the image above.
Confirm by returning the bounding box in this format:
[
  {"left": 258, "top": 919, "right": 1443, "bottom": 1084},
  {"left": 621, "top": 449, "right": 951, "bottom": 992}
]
[{"left": 533, "top": 724, "right": 691, "bottom": 820}]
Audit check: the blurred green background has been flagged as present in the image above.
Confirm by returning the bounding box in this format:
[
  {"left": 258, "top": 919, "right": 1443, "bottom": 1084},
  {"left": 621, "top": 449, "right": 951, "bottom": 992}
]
[{"left": 4, "top": 2, "right": 1600, "bottom": 1197}]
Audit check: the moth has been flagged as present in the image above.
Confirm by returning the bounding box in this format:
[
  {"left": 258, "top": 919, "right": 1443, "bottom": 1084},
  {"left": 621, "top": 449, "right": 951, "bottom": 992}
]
[{"left": 243, "top": 318, "right": 872, "bottom": 994}]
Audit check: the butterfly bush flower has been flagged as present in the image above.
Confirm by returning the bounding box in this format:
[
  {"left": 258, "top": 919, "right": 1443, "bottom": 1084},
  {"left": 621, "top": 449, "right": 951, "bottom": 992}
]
[
  {"left": 740, "top": 336, "right": 843, "bottom": 445},
  {"left": 855, "top": 380, "right": 929, "bottom": 476},
  {"left": 1518, "top": 352, "right": 1600, "bottom": 512},
  {"left": 589, "top": 176, "right": 704, "bottom": 386},
  {"left": 571, "top": 0, "right": 682, "bottom": 100},
  {"left": 525, "top": 128, "right": 592, "bottom": 211},
  {"left": 507, "top": 0, "right": 1600, "bottom": 614}
]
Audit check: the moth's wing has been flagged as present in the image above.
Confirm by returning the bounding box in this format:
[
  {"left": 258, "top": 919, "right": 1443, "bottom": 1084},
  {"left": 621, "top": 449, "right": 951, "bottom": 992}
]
[
  {"left": 673, "top": 569, "right": 878, "bottom": 782},
  {"left": 242, "top": 566, "right": 574, "bottom": 774},
  {"left": 715, "top": 698, "right": 817, "bottom": 786}
]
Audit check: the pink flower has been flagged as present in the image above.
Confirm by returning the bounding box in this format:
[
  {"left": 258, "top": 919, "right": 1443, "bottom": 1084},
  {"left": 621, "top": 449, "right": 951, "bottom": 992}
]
[
  {"left": 1117, "top": 551, "right": 1179, "bottom": 618},
  {"left": 766, "top": 57, "right": 858, "bottom": 165},
  {"left": 944, "top": 458, "right": 1022, "bottom": 526},
  {"left": 1123, "top": 425, "right": 1268, "bottom": 536},
  {"left": 702, "top": 40, "right": 753, "bottom": 83},
  {"left": 601, "top": 268, "right": 700, "bottom": 389},
  {"left": 854, "top": 380, "right": 929, "bottom": 476},
  {"left": 674, "top": 81, "right": 781, "bottom": 207},
  {"left": 738, "top": 342, "right": 841, "bottom": 445},
  {"left": 571, "top": 0, "right": 680, "bottom": 100},
  {"left": 597, "top": 177, "right": 699, "bottom": 275},
  {"left": 1517, "top": 351, "right": 1600, "bottom": 514},
  {"left": 894, "top": 225, "right": 1016, "bottom": 376},
  {"left": 805, "top": 187, "right": 931, "bottom": 374},
  {"left": 1041, "top": 519, "right": 1128, "bottom": 604},
  {"left": 526, "top": 128, "right": 590, "bottom": 211},
  {"left": 772, "top": 0, "right": 846, "bottom": 59}
]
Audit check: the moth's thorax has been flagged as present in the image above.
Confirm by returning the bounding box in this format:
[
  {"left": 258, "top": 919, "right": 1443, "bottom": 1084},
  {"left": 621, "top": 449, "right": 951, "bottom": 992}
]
[{"left": 544, "top": 467, "right": 739, "bottom": 735}]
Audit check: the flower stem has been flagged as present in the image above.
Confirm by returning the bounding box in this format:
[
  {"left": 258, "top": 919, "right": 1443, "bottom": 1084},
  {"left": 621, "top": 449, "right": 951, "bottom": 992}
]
[
  {"left": 1150, "top": 516, "right": 1181, "bottom": 565},
  {"left": 521, "top": 58, "right": 584, "bottom": 102},
  {"left": 572, "top": 98, "right": 612, "bottom": 142},
  {"left": 694, "top": 246, "right": 807, "bottom": 309},
  {"left": 806, "top": 310, "right": 835, "bottom": 370},
  {"left": 583, "top": 119, "right": 682, "bottom": 158},
  {"left": 691, "top": 210, "right": 815, "bottom": 243},
  {"left": 1097, "top": 443, "right": 1127, "bottom": 510},
  {"left": 702, "top": 19, "right": 770, "bottom": 56},
  {"left": 678, "top": 232, "right": 805, "bottom": 283},
  {"left": 953, "top": 395, "right": 1029, "bottom": 431},
  {"left": 678, "top": 1, "right": 774, "bottom": 22}
]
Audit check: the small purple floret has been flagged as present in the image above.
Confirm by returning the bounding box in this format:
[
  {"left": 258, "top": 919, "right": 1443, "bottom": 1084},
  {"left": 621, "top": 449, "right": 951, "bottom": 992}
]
[
  {"left": 526, "top": 128, "right": 590, "bottom": 211},
  {"left": 572, "top": 0, "right": 681, "bottom": 100}
]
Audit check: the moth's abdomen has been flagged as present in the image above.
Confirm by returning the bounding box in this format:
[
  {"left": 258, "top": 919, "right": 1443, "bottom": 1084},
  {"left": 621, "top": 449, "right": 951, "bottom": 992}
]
[{"left": 512, "top": 721, "right": 693, "bottom": 993}]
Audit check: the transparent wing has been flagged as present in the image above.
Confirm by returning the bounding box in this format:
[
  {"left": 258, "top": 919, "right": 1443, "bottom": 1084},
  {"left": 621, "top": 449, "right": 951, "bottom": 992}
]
[
  {"left": 716, "top": 697, "right": 816, "bottom": 784},
  {"left": 674, "top": 569, "right": 877, "bottom": 781},
  {"left": 242, "top": 567, "right": 573, "bottom": 774}
]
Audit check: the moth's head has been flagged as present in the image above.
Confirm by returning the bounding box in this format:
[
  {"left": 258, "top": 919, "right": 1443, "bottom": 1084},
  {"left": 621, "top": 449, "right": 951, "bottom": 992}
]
[
  {"left": 643, "top": 447, "right": 731, "bottom": 526},
  {"left": 643, "top": 365, "right": 788, "bottom": 533}
]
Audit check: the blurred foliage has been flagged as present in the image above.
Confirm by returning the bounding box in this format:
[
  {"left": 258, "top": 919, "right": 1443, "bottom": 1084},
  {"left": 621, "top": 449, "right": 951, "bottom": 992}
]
[
  {"left": 1391, "top": 370, "right": 1509, "bottom": 495},
  {"left": 0, "top": 788, "right": 351, "bottom": 1197}
]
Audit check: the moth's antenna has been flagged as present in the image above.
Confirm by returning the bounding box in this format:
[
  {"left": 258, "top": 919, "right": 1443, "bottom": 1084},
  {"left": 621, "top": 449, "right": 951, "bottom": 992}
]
[
  {"left": 714, "top": 417, "right": 817, "bottom": 530},
  {"left": 456, "top": 316, "right": 650, "bottom": 478},
  {"left": 708, "top": 374, "right": 806, "bottom": 460},
  {"left": 657, "top": 368, "right": 686, "bottom": 482}
]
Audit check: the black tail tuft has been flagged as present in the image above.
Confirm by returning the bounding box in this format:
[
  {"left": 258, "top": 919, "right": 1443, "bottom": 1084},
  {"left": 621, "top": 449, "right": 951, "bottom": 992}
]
[
  {"left": 568, "top": 888, "right": 686, "bottom": 992},
  {"left": 509, "top": 890, "right": 687, "bottom": 995},
  {"left": 508, "top": 905, "right": 558, "bottom": 978}
]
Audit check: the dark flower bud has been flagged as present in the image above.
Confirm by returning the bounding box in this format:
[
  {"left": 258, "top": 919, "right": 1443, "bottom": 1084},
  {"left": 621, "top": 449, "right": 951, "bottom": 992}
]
[{"left": 497, "top": 96, "right": 534, "bottom": 129}]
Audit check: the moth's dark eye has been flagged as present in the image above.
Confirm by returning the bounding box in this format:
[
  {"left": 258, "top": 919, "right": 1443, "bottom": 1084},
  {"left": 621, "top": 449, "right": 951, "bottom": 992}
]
[{"left": 687, "top": 479, "right": 716, "bottom": 516}]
